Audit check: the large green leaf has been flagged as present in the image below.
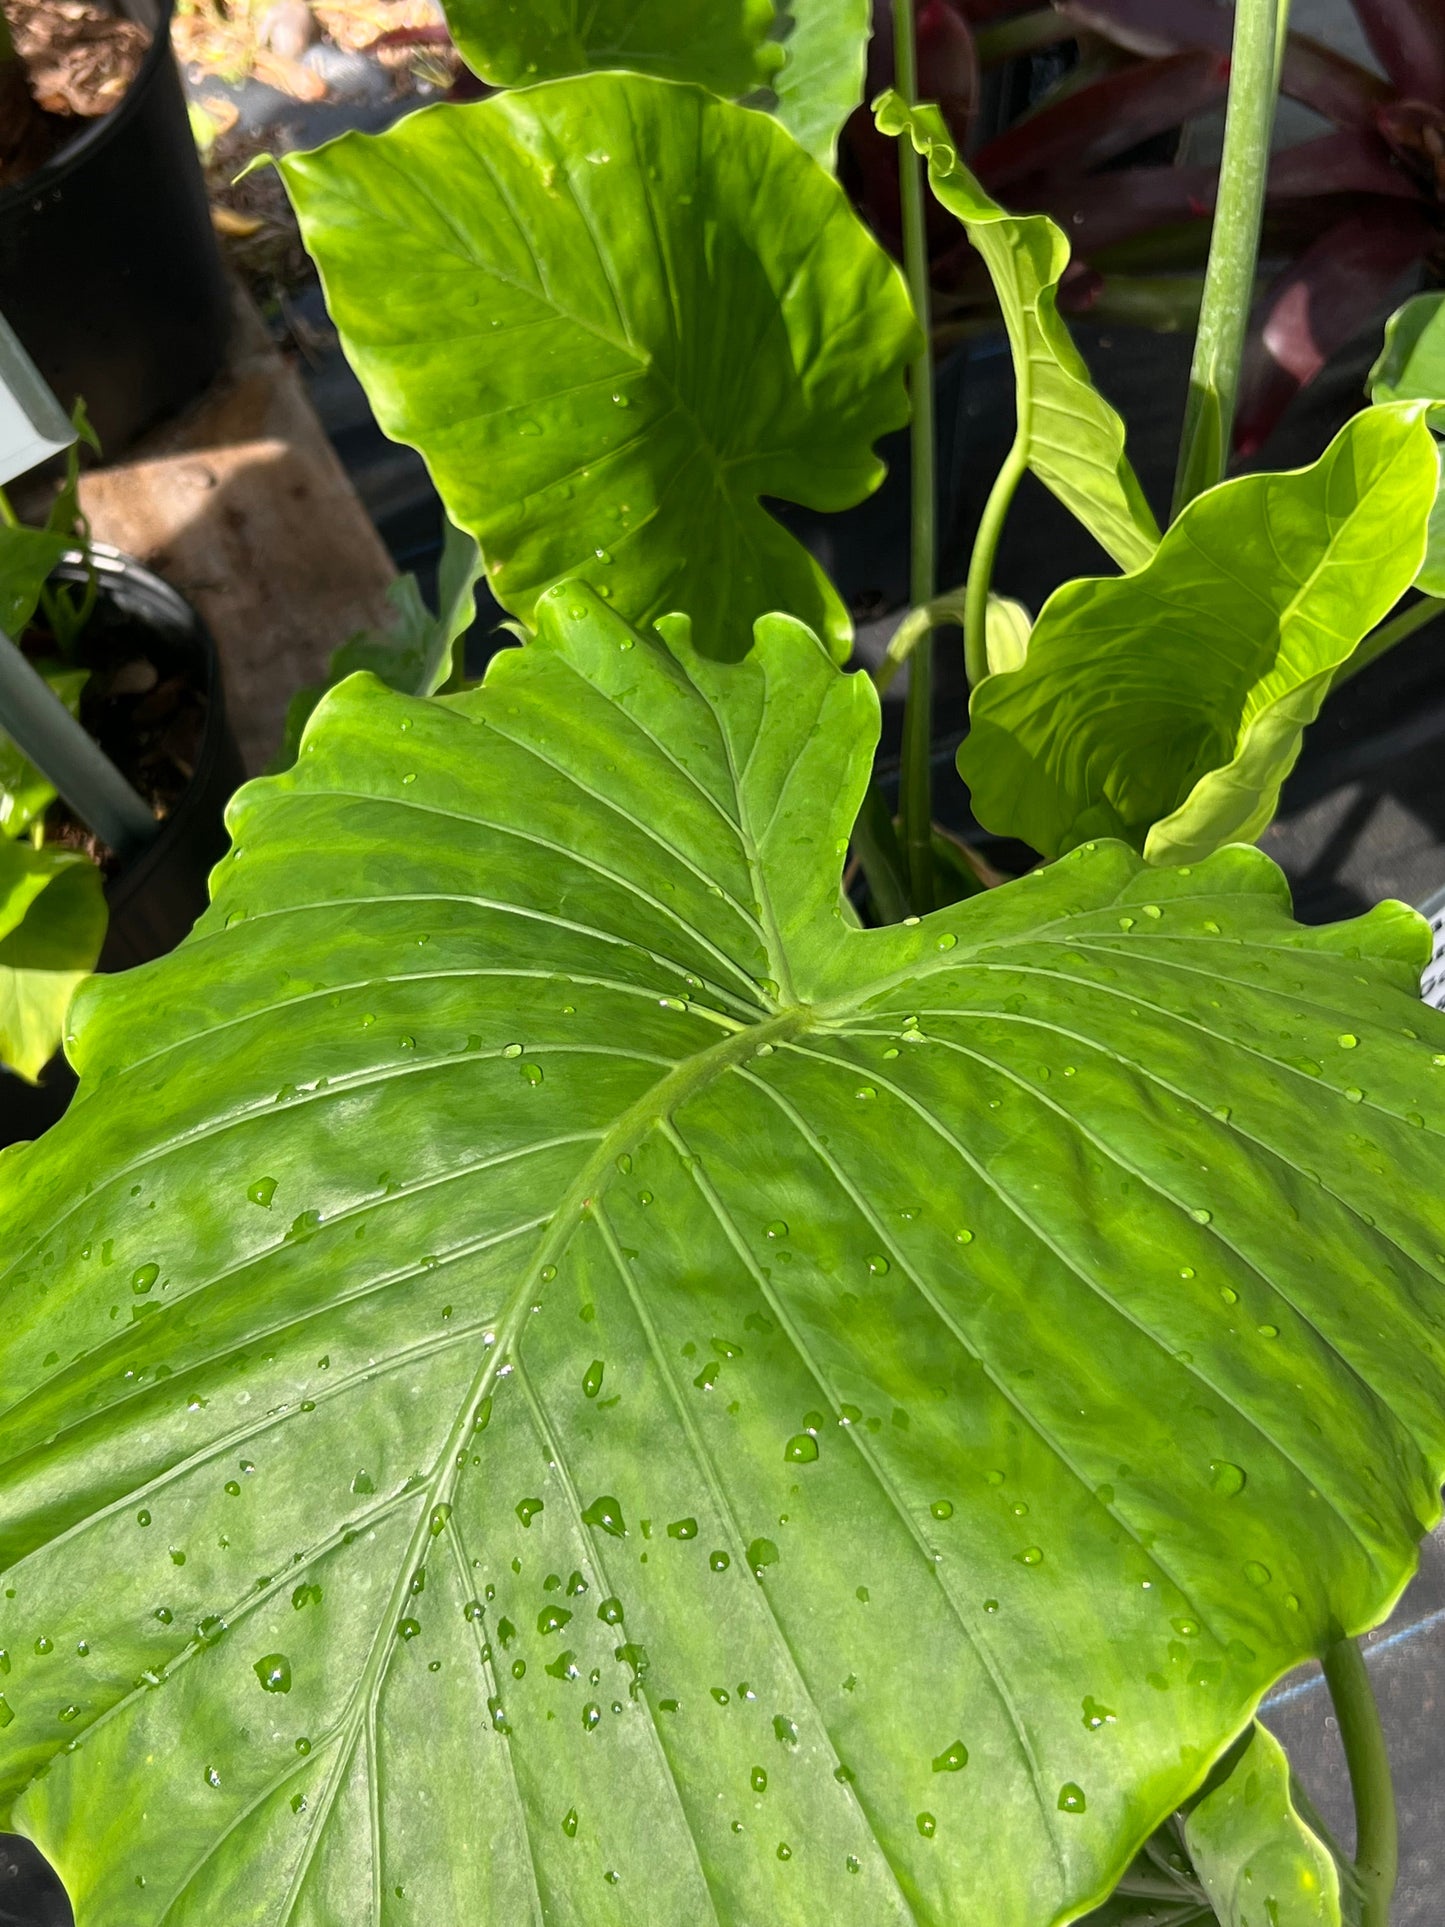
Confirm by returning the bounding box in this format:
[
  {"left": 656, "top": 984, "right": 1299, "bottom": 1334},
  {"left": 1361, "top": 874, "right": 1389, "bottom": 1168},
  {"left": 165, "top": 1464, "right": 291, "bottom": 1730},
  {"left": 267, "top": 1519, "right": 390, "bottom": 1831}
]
[
  {"left": 876, "top": 95, "right": 1160, "bottom": 575},
  {"left": 280, "top": 78, "right": 917, "bottom": 663},
  {"left": 772, "top": 0, "right": 873, "bottom": 167},
  {"left": 960, "top": 406, "right": 1438, "bottom": 865},
  {"left": 0, "top": 838, "right": 106, "bottom": 1082},
  {"left": 1184, "top": 1725, "right": 1339, "bottom": 1927},
  {"left": 438, "top": 0, "right": 783, "bottom": 97},
  {"left": 4, "top": 590, "right": 1445, "bottom": 1925},
  {"left": 1369, "top": 291, "right": 1445, "bottom": 595}
]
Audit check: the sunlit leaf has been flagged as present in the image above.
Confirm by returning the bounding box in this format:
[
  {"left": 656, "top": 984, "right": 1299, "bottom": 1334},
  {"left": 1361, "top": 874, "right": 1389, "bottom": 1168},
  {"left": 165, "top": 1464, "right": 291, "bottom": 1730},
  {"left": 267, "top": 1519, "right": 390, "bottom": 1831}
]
[
  {"left": 960, "top": 406, "right": 1438, "bottom": 864},
  {"left": 280, "top": 76, "right": 917, "bottom": 661},
  {"left": 876, "top": 94, "right": 1160, "bottom": 574},
  {"left": 0, "top": 839, "right": 105, "bottom": 1083},
  {"left": 772, "top": 0, "right": 873, "bottom": 167},
  {"left": 984, "top": 594, "right": 1031, "bottom": 676},
  {"left": 4, "top": 589, "right": 1445, "bottom": 1924},
  {"left": 1184, "top": 1725, "right": 1340, "bottom": 1927},
  {"left": 438, "top": 0, "right": 783, "bottom": 98}
]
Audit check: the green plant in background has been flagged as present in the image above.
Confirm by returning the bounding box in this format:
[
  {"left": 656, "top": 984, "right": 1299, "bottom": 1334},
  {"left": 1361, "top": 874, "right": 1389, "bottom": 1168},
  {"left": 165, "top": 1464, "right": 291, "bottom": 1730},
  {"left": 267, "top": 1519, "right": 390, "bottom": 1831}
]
[
  {"left": 4, "top": 3, "right": 1445, "bottom": 1925},
  {"left": 0, "top": 411, "right": 107, "bottom": 1081}
]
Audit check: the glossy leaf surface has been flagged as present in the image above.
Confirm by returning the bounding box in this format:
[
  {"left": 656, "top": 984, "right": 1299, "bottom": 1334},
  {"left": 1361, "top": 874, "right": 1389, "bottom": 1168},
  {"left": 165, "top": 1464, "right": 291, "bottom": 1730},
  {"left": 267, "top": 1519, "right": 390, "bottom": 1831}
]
[
  {"left": 772, "top": 0, "right": 874, "bottom": 167},
  {"left": 440, "top": 0, "right": 782, "bottom": 96},
  {"left": 0, "top": 838, "right": 105, "bottom": 1082},
  {"left": 1184, "top": 1726, "right": 1339, "bottom": 1927},
  {"left": 961, "top": 407, "right": 1438, "bottom": 864},
  {"left": 281, "top": 79, "right": 916, "bottom": 662},
  {"left": 5, "top": 591, "right": 1445, "bottom": 1923},
  {"left": 878, "top": 96, "right": 1159, "bottom": 574}
]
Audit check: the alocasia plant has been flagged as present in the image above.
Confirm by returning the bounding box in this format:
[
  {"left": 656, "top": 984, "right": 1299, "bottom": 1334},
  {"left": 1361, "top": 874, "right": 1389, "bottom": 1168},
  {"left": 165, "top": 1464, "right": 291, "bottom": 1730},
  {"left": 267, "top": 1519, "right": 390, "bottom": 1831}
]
[{"left": 4, "top": 1, "right": 1445, "bottom": 1923}]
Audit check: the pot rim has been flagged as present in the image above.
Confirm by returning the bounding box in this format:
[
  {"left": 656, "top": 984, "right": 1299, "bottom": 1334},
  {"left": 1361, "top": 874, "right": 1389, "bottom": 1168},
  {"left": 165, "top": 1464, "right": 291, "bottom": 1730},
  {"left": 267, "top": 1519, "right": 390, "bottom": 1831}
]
[
  {"left": 46, "top": 540, "right": 235, "bottom": 916},
  {"left": 0, "top": 0, "right": 180, "bottom": 213}
]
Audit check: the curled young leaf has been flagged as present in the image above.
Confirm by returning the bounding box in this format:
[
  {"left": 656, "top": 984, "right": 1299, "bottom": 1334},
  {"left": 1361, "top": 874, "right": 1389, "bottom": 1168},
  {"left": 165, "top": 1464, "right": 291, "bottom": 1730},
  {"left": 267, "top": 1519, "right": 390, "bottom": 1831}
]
[
  {"left": 1184, "top": 1725, "right": 1341, "bottom": 1927},
  {"left": 281, "top": 78, "right": 917, "bottom": 663},
  {"left": 960, "top": 405, "right": 1438, "bottom": 864},
  {"left": 4, "top": 592, "right": 1445, "bottom": 1925},
  {"left": 0, "top": 839, "right": 106, "bottom": 1084},
  {"left": 439, "top": 0, "right": 783, "bottom": 98},
  {"left": 876, "top": 94, "right": 1160, "bottom": 574}
]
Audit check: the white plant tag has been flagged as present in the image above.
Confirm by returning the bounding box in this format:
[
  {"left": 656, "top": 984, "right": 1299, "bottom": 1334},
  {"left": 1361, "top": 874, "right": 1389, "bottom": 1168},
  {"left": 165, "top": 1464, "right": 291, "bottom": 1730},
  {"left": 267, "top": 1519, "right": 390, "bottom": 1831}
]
[{"left": 0, "top": 311, "right": 73, "bottom": 487}]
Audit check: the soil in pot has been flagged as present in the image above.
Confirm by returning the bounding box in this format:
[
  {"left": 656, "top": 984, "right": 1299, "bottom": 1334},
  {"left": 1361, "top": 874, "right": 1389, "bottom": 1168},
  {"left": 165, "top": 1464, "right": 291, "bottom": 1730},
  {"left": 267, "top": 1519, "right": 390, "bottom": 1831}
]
[
  {"left": 1, "top": 549, "right": 243, "bottom": 1148},
  {"left": 20, "top": 582, "right": 210, "bottom": 875},
  {"left": 0, "top": 0, "right": 150, "bottom": 189}
]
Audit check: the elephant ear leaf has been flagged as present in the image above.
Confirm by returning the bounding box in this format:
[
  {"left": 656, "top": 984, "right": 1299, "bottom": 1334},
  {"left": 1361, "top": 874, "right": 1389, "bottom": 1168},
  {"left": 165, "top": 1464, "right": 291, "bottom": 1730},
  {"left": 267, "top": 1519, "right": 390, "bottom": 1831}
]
[
  {"left": 1184, "top": 1725, "right": 1342, "bottom": 1927},
  {"left": 280, "top": 77, "right": 917, "bottom": 664},
  {"left": 438, "top": 0, "right": 784, "bottom": 96},
  {"left": 0, "top": 839, "right": 106, "bottom": 1084},
  {"left": 4, "top": 589, "right": 1445, "bottom": 1926},
  {"left": 1369, "top": 291, "right": 1445, "bottom": 594},
  {"left": 771, "top": 0, "right": 874, "bottom": 167},
  {"left": 960, "top": 405, "right": 1439, "bottom": 864},
  {"left": 875, "top": 93, "right": 1160, "bottom": 575}
]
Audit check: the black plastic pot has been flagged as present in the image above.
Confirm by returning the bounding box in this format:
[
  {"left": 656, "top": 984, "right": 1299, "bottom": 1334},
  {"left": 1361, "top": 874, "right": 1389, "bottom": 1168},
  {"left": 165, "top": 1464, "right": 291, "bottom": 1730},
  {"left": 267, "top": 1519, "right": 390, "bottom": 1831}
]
[
  {"left": 0, "top": 544, "right": 244, "bottom": 1148},
  {"left": 0, "top": 0, "right": 231, "bottom": 457}
]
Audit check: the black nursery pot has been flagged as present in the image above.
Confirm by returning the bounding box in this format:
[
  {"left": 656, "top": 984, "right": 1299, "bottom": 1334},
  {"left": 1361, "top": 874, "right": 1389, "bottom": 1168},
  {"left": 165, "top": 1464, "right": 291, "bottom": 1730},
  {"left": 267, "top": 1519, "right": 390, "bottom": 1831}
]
[
  {"left": 0, "top": 0, "right": 231, "bottom": 455},
  {"left": 0, "top": 545, "right": 244, "bottom": 1149}
]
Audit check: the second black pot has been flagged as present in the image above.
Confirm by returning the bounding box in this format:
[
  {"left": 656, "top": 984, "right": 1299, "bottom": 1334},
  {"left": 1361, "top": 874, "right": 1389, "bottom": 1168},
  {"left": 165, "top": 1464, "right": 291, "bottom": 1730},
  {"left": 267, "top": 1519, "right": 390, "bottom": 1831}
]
[{"left": 0, "top": 545, "right": 244, "bottom": 1147}]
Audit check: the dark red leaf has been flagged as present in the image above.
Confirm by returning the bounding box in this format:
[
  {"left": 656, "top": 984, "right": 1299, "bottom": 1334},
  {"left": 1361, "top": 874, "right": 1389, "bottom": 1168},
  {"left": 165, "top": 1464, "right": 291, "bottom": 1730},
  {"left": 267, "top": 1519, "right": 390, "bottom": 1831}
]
[
  {"left": 1351, "top": 0, "right": 1445, "bottom": 110},
  {"left": 1234, "top": 202, "right": 1436, "bottom": 455},
  {"left": 972, "top": 49, "right": 1228, "bottom": 192},
  {"left": 1060, "top": 0, "right": 1392, "bottom": 128},
  {"left": 1014, "top": 165, "right": 1219, "bottom": 255},
  {"left": 999, "top": 127, "right": 1416, "bottom": 262},
  {"left": 1267, "top": 126, "right": 1422, "bottom": 201}
]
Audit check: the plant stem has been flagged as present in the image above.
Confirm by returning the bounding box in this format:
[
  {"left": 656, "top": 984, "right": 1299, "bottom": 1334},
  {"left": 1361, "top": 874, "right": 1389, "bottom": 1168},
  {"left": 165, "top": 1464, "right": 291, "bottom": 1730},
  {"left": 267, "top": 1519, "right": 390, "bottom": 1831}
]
[
  {"left": 1322, "top": 1637, "right": 1397, "bottom": 1927},
  {"left": 853, "top": 778, "right": 911, "bottom": 924},
  {"left": 1171, "top": 0, "right": 1290, "bottom": 518},
  {"left": 0, "top": 627, "right": 157, "bottom": 856},
  {"left": 893, "top": 0, "right": 936, "bottom": 916},
  {"left": 1332, "top": 593, "right": 1445, "bottom": 689},
  {"left": 964, "top": 437, "right": 1027, "bottom": 689}
]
